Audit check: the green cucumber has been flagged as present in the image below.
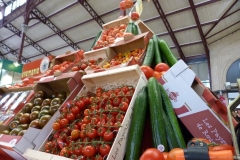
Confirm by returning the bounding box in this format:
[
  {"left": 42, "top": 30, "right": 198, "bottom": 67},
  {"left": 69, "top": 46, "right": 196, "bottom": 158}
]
[
  {"left": 159, "top": 83, "right": 186, "bottom": 148},
  {"left": 132, "top": 23, "right": 139, "bottom": 35},
  {"left": 142, "top": 39, "right": 154, "bottom": 66},
  {"left": 126, "top": 22, "right": 134, "bottom": 33},
  {"left": 162, "top": 106, "right": 179, "bottom": 149},
  {"left": 90, "top": 30, "right": 102, "bottom": 50},
  {"left": 147, "top": 77, "right": 168, "bottom": 151},
  {"left": 126, "top": 86, "right": 148, "bottom": 160},
  {"left": 153, "top": 34, "right": 162, "bottom": 65},
  {"left": 159, "top": 39, "right": 177, "bottom": 67}
]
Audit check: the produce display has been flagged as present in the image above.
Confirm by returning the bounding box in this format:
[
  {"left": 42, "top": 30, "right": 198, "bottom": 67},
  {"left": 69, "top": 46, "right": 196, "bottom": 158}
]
[
  {"left": 52, "top": 61, "right": 73, "bottom": 72},
  {"left": 71, "top": 58, "right": 104, "bottom": 72},
  {"left": 1, "top": 90, "right": 67, "bottom": 136},
  {"left": 92, "top": 23, "right": 127, "bottom": 50},
  {"left": 102, "top": 48, "right": 145, "bottom": 69},
  {"left": 43, "top": 85, "right": 135, "bottom": 159}
]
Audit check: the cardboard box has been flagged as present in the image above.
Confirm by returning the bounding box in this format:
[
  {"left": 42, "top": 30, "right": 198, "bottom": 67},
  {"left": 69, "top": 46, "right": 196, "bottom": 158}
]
[
  {"left": 158, "top": 60, "right": 232, "bottom": 144},
  {"left": 0, "top": 72, "right": 83, "bottom": 159},
  {"left": 23, "top": 65, "right": 148, "bottom": 160},
  {"left": 86, "top": 32, "right": 150, "bottom": 74},
  {"left": 135, "top": 20, "right": 154, "bottom": 38}
]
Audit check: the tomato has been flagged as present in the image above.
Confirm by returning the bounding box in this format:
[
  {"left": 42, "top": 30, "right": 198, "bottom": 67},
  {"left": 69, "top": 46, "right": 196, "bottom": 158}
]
[
  {"left": 119, "top": 101, "right": 128, "bottom": 112},
  {"left": 72, "top": 66, "right": 79, "bottom": 71},
  {"left": 121, "top": 97, "right": 130, "bottom": 104},
  {"left": 66, "top": 113, "right": 76, "bottom": 122},
  {"left": 119, "top": 1, "right": 126, "bottom": 10},
  {"left": 71, "top": 129, "right": 80, "bottom": 139},
  {"left": 52, "top": 122, "right": 61, "bottom": 131},
  {"left": 131, "top": 12, "right": 140, "bottom": 21},
  {"left": 80, "top": 63, "right": 88, "bottom": 70},
  {"left": 91, "top": 117, "right": 99, "bottom": 125},
  {"left": 103, "top": 130, "right": 114, "bottom": 141},
  {"left": 82, "top": 116, "right": 91, "bottom": 124},
  {"left": 115, "top": 113, "right": 124, "bottom": 122},
  {"left": 52, "top": 65, "right": 60, "bottom": 71},
  {"left": 80, "top": 130, "right": 87, "bottom": 139},
  {"left": 74, "top": 145, "right": 83, "bottom": 156},
  {"left": 111, "top": 106, "right": 119, "bottom": 116},
  {"left": 82, "top": 145, "right": 96, "bottom": 157},
  {"left": 114, "top": 121, "right": 122, "bottom": 130},
  {"left": 97, "top": 127, "right": 106, "bottom": 137},
  {"left": 87, "top": 128, "right": 98, "bottom": 139},
  {"left": 99, "top": 144, "right": 111, "bottom": 157},
  {"left": 124, "top": 0, "right": 133, "bottom": 9},
  {"left": 84, "top": 109, "right": 91, "bottom": 116},
  {"left": 162, "top": 152, "right": 168, "bottom": 160},
  {"left": 210, "top": 144, "right": 235, "bottom": 154},
  {"left": 140, "top": 65, "right": 154, "bottom": 79},
  {"left": 155, "top": 63, "right": 169, "bottom": 72},
  {"left": 140, "top": 148, "right": 164, "bottom": 160},
  {"left": 60, "top": 147, "right": 69, "bottom": 157},
  {"left": 112, "top": 97, "right": 121, "bottom": 106},
  {"left": 20, "top": 113, "right": 31, "bottom": 124},
  {"left": 71, "top": 106, "right": 80, "bottom": 115},
  {"left": 94, "top": 155, "right": 103, "bottom": 160},
  {"left": 153, "top": 71, "right": 162, "bottom": 79},
  {"left": 45, "top": 141, "right": 55, "bottom": 150},
  {"left": 60, "top": 118, "right": 69, "bottom": 127},
  {"left": 119, "top": 24, "right": 126, "bottom": 30},
  {"left": 39, "top": 115, "right": 52, "bottom": 128},
  {"left": 75, "top": 101, "right": 86, "bottom": 110}
]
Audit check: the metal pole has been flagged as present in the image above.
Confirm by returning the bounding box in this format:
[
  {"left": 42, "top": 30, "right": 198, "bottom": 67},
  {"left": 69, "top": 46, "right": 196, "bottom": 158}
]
[{"left": 18, "top": 24, "right": 28, "bottom": 63}]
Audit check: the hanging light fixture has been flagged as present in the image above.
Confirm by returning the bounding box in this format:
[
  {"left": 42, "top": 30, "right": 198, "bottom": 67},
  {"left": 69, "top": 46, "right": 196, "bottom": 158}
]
[{"left": 13, "top": 61, "right": 20, "bottom": 67}]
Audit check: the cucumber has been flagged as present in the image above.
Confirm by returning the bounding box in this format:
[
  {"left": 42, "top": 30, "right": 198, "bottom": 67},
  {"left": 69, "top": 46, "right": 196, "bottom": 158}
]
[
  {"left": 126, "top": 22, "right": 134, "bottom": 33},
  {"left": 132, "top": 23, "right": 139, "bottom": 35},
  {"left": 90, "top": 30, "right": 102, "bottom": 50},
  {"left": 153, "top": 34, "right": 162, "bottom": 65},
  {"left": 159, "top": 83, "right": 186, "bottom": 148},
  {"left": 159, "top": 39, "right": 178, "bottom": 67},
  {"left": 147, "top": 77, "right": 168, "bottom": 151},
  {"left": 142, "top": 39, "right": 154, "bottom": 66},
  {"left": 162, "top": 105, "right": 179, "bottom": 150},
  {"left": 126, "top": 86, "right": 148, "bottom": 160}
]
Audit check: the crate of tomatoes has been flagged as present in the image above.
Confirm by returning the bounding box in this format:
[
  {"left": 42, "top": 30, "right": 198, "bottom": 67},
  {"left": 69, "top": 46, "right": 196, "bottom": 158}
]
[{"left": 23, "top": 65, "right": 147, "bottom": 160}]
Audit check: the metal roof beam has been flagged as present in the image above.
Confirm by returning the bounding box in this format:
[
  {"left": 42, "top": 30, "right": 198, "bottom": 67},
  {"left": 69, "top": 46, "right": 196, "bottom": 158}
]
[
  {"left": 0, "top": 0, "right": 45, "bottom": 28},
  {"left": 188, "top": 0, "right": 211, "bottom": 87},
  {"left": 152, "top": 0, "right": 185, "bottom": 61},
  {"left": 170, "top": 40, "right": 202, "bottom": 49},
  {"left": 206, "top": 20, "right": 240, "bottom": 39},
  {"left": 0, "top": 43, "right": 30, "bottom": 63},
  {"left": 4, "top": 23, "right": 50, "bottom": 56},
  {"left": 78, "top": 0, "right": 104, "bottom": 27},
  {"left": 31, "top": 8, "right": 80, "bottom": 51},
  {"left": 209, "top": 28, "right": 240, "bottom": 45},
  {"left": 204, "top": 0, "right": 238, "bottom": 37}
]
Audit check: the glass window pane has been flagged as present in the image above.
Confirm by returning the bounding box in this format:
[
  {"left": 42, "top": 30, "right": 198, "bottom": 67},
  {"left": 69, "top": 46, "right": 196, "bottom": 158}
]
[
  {"left": 0, "top": 69, "right": 13, "bottom": 85},
  {"left": 12, "top": 72, "right": 22, "bottom": 84},
  {"left": 12, "top": 1, "right": 17, "bottom": 10},
  {"left": 20, "top": 0, "right": 26, "bottom": 6},
  {"left": 0, "top": 13, "right": 2, "bottom": 20},
  {"left": 4, "top": 4, "right": 12, "bottom": 16}
]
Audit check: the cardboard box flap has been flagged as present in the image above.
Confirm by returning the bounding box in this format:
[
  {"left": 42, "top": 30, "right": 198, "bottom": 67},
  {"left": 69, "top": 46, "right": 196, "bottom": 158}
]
[
  {"left": 167, "top": 60, "right": 195, "bottom": 86},
  {"left": 82, "top": 65, "right": 142, "bottom": 90},
  {"left": 84, "top": 47, "right": 109, "bottom": 60},
  {"left": 55, "top": 50, "right": 79, "bottom": 59},
  {"left": 136, "top": 20, "right": 154, "bottom": 38},
  {"left": 102, "top": 16, "right": 129, "bottom": 29}
]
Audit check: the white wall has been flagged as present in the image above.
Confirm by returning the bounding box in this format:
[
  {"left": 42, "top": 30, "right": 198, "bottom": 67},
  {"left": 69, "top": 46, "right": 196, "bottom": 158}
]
[{"left": 209, "top": 30, "right": 240, "bottom": 91}]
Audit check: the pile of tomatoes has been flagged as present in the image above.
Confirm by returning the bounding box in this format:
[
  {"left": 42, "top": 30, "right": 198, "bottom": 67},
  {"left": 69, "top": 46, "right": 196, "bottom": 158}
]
[
  {"left": 52, "top": 61, "right": 73, "bottom": 72},
  {"left": 71, "top": 58, "right": 104, "bottom": 72},
  {"left": 45, "top": 85, "right": 135, "bottom": 159},
  {"left": 92, "top": 23, "right": 127, "bottom": 50},
  {"left": 102, "top": 48, "right": 145, "bottom": 69}
]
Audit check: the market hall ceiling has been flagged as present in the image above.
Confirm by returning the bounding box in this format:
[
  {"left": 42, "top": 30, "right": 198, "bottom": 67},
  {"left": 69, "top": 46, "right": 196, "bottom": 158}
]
[{"left": 0, "top": 0, "right": 239, "bottom": 65}]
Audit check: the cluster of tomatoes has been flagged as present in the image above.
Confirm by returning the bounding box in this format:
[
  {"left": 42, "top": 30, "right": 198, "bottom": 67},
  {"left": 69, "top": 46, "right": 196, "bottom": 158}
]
[
  {"left": 119, "top": 0, "right": 133, "bottom": 10},
  {"left": 52, "top": 61, "right": 73, "bottom": 72},
  {"left": 141, "top": 62, "right": 170, "bottom": 80},
  {"left": 92, "top": 23, "right": 127, "bottom": 50},
  {"left": 71, "top": 58, "right": 103, "bottom": 72},
  {"left": 45, "top": 85, "right": 135, "bottom": 159},
  {"left": 102, "top": 48, "right": 144, "bottom": 68}
]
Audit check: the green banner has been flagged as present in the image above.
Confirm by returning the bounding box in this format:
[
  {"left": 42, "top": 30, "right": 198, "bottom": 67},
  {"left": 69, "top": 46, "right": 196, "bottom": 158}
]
[{"left": 0, "top": 59, "right": 23, "bottom": 73}]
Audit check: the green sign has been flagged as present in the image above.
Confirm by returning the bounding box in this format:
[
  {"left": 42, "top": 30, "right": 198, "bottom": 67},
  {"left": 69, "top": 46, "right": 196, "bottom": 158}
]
[{"left": 0, "top": 59, "right": 23, "bottom": 73}]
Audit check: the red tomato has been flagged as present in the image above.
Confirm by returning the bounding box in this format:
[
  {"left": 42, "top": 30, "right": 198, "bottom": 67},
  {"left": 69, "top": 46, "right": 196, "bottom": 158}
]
[
  {"left": 74, "top": 145, "right": 83, "bottom": 156},
  {"left": 60, "top": 147, "right": 69, "bottom": 157},
  {"left": 71, "top": 66, "right": 79, "bottom": 71},
  {"left": 103, "top": 130, "right": 114, "bottom": 141},
  {"left": 66, "top": 113, "right": 76, "bottom": 122},
  {"left": 82, "top": 145, "right": 96, "bottom": 157},
  {"left": 121, "top": 97, "right": 130, "bottom": 104},
  {"left": 75, "top": 101, "right": 85, "bottom": 110},
  {"left": 153, "top": 71, "right": 162, "bottom": 79},
  {"left": 80, "top": 130, "right": 87, "bottom": 139},
  {"left": 155, "top": 63, "right": 170, "bottom": 72},
  {"left": 60, "top": 118, "right": 69, "bottom": 127},
  {"left": 82, "top": 116, "right": 91, "bottom": 124},
  {"left": 99, "top": 144, "right": 111, "bottom": 157},
  {"left": 97, "top": 127, "right": 106, "bottom": 137},
  {"left": 131, "top": 12, "right": 140, "bottom": 21},
  {"left": 71, "top": 106, "right": 80, "bottom": 115},
  {"left": 114, "top": 121, "right": 122, "bottom": 130},
  {"left": 124, "top": 0, "right": 133, "bottom": 9},
  {"left": 140, "top": 148, "right": 164, "bottom": 160},
  {"left": 119, "top": 1, "right": 126, "bottom": 10},
  {"left": 115, "top": 113, "right": 124, "bottom": 122},
  {"left": 94, "top": 155, "right": 103, "bottom": 160},
  {"left": 140, "top": 65, "right": 154, "bottom": 79},
  {"left": 119, "top": 101, "right": 129, "bottom": 112},
  {"left": 210, "top": 144, "right": 235, "bottom": 155},
  {"left": 113, "top": 97, "right": 121, "bottom": 106},
  {"left": 87, "top": 128, "right": 98, "bottom": 139},
  {"left": 84, "top": 109, "right": 91, "bottom": 116}
]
